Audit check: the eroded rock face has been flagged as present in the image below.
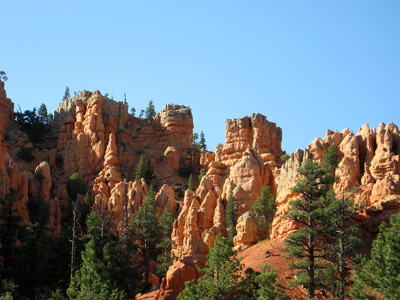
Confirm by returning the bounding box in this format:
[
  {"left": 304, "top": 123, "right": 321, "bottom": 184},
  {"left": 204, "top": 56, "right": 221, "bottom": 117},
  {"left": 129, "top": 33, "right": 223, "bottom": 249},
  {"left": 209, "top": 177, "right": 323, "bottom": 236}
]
[
  {"left": 221, "top": 114, "right": 282, "bottom": 167},
  {"left": 234, "top": 211, "right": 268, "bottom": 251},
  {"left": 271, "top": 149, "right": 312, "bottom": 239},
  {"left": 272, "top": 123, "right": 400, "bottom": 241},
  {"left": 160, "top": 114, "right": 282, "bottom": 299}
]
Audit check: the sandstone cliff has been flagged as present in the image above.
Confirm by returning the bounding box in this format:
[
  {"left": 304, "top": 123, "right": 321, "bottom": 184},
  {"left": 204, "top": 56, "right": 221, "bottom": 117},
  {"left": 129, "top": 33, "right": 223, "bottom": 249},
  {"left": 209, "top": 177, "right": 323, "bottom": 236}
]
[{"left": 2, "top": 80, "right": 400, "bottom": 299}]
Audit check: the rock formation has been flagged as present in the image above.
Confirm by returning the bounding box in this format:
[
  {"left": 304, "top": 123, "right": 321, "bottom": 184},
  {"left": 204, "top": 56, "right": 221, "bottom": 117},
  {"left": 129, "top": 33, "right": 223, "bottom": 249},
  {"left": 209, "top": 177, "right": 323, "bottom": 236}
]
[
  {"left": 2, "top": 79, "right": 400, "bottom": 300},
  {"left": 158, "top": 114, "right": 282, "bottom": 299}
]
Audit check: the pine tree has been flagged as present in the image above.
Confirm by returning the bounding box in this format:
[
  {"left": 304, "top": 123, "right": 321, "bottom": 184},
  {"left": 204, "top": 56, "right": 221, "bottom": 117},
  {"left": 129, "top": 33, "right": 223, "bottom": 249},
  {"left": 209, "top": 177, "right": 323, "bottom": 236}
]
[
  {"left": 225, "top": 188, "right": 238, "bottom": 246},
  {"left": 322, "top": 189, "right": 362, "bottom": 299},
  {"left": 351, "top": 212, "right": 400, "bottom": 299},
  {"left": 38, "top": 103, "right": 48, "bottom": 124},
  {"left": 156, "top": 209, "right": 176, "bottom": 279},
  {"left": 145, "top": 100, "right": 156, "bottom": 119},
  {"left": 0, "top": 189, "right": 24, "bottom": 285},
  {"left": 187, "top": 133, "right": 201, "bottom": 173},
  {"left": 135, "top": 154, "right": 153, "bottom": 183},
  {"left": 66, "top": 173, "right": 87, "bottom": 201},
  {"left": 177, "top": 233, "right": 242, "bottom": 300},
  {"left": 199, "top": 131, "right": 207, "bottom": 150},
  {"left": 131, "top": 186, "right": 161, "bottom": 285},
  {"left": 251, "top": 184, "right": 277, "bottom": 230},
  {"left": 323, "top": 144, "right": 340, "bottom": 173},
  {"left": 67, "top": 239, "right": 124, "bottom": 300},
  {"left": 63, "top": 86, "right": 70, "bottom": 101},
  {"left": 282, "top": 159, "right": 335, "bottom": 299},
  {"left": 188, "top": 174, "right": 195, "bottom": 191},
  {"left": 199, "top": 168, "right": 206, "bottom": 181}
]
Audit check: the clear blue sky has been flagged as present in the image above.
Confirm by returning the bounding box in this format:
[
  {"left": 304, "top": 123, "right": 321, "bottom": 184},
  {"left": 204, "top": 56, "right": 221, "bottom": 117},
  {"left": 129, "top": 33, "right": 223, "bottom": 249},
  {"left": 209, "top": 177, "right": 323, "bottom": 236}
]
[{"left": 2, "top": 1, "right": 399, "bottom": 154}]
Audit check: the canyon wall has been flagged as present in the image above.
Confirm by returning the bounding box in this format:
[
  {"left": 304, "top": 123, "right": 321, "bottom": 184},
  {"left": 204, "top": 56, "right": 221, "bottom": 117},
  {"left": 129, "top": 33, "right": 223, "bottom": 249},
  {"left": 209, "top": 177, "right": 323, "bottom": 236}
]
[{"left": 1, "top": 80, "right": 400, "bottom": 299}]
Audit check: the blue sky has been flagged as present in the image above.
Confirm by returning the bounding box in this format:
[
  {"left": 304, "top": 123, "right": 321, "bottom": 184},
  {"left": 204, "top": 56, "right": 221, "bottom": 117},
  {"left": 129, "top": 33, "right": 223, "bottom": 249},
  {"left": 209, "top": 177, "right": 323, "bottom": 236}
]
[{"left": 2, "top": 1, "right": 399, "bottom": 154}]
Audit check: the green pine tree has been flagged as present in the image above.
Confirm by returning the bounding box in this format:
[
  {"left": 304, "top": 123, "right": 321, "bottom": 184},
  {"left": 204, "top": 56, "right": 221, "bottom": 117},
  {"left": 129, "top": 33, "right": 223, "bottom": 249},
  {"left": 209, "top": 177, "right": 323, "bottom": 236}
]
[
  {"left": 67, "top": 239, "right": 124, "bottom": 300},
  {"left": 0, "top": 189, "right": 24, "bottom": 288},
  {"left": 199, "top": 168, "right": 206, "bottom": 182},
  {"left": 135, "top": 154, "right": 154, "bottom": 184},
  {"left": 188, "top": 174, "right": 195, "bottom": 191},
  {"left": 131, "top": 186, "right": 161, "bottom": 286},
  {"left": 199, "top": 131, "right": 207, "bottom": 150},
  {"left": 66, "top": 173, "right": 87, "bottom": 201},
  {"left": 145, "top": 100, "right": 156, "bottom": 119},
  {"left": 322, "top": 189, "right": 362, "bottom": 299},
  {"left": 225, "top": 188, "right": 238, "bottom": 246},
  {"left": 156, "top": 209, "right": 176, "bottom": 279},
  {"left": 323, "top": 144, "right": 340, "bottom": 173},
  {"left": 351, "top": 212, "right": 400, "bottom": 299},
  {"left": 63, "top": 86, "right": 70, "bottom": 101},
  {"left": 251, "top": 184, "right": 277, "bottom": 232},
  {"left": 177, "top": 233, "right": 242, "bottom": 300},
  {"left": 282, "top": 159, "right": 335, "bottom": 299},
  {"left": 38, "top": 103, "right": 48, "bottom": 124}
]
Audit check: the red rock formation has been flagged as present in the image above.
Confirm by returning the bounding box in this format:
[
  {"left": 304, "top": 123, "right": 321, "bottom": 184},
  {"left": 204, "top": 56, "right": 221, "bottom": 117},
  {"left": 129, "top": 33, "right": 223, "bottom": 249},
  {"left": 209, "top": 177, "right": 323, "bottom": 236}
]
[
  {"left": 158, "top": 114, "right": 282, "bottom": 299},
  {"left": 272, "top": 123, "right": 400, "bottom": 242}
]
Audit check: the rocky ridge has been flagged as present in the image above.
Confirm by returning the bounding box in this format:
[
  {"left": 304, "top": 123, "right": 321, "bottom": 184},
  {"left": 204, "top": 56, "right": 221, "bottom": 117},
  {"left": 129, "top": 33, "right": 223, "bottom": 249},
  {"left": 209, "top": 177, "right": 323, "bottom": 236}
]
[{"left": 1, "top": 81, "right": 400, "bottom": 299}]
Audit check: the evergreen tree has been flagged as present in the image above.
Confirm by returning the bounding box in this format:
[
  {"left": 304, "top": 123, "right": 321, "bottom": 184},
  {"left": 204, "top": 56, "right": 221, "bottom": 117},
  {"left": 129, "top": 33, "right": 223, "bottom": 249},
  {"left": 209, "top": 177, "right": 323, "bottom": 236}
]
[
  {"left": 145, "top": 100, "right": 156, "bottom": 119},
  {"left": 67, "top": 239, "right": 124, "bottom": 300},
  {"left": 135, "top": 154, "right": 153, "bottom": 184},
  {"left": 238, "top": 263, "right": 289, "bottom": 300},
  {"left": 38, "top": 103, "right": 48, "bottom": 124},
  {"left": 282, "top": 159, "right": 335, "bottom": 299},
  {"left": 156, "top": 209, "right": 176, "bottom": 279},
  {"left": 199, "top": 131, "right": 207, "bottom": 150},
  {"left": 187, "top": 133, "right": 201, "bottom": 173},
  {"left": 188, "top": 174, "right": 195, "bottom": 191},
  {"left": 63, "top": 86, "right": 70, "bottom": 101},
  {"left": 130, "top": 107, "right": 136, "bottom": 116},
  {"left": 47, "top": 113, "right": 54, "bottom": 124},
  {"left": 199, "top": 168, "right": 206, "bottom": 182},
  {"left": 225, "top": 188, "right": 238, "bottom": 246},
  {"left": 177, "top": 233, "right": 241, "bottom": 300},
  {"left": 351, "top": 212, "right": 400, "bottom": 299},
  {"left": 323, "top": 144, "right": 340, "bottom": 173},
  {"left": 131, "top": 186, "right": 161, "bottom": 286},
  {"left": 251, "top": 184, "right": 277, "bottom": 230},
  {"left": 322, "top": 189, "right": 362, "bottom": 299},
  {"left": 15, "top": 107, "right": 49, "bottom": 143},
  {"left": 0, "top": 189, "right": 24, "bottom": 285},
  {"left": 66, "top": 173, "right": 87, "bottom": 201}
]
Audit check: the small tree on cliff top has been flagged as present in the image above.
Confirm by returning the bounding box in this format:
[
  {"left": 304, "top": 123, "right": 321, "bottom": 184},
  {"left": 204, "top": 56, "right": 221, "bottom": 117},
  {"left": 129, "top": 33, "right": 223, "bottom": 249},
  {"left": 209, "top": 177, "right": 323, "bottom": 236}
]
[{"left": 145, "top": 100, "right": 156, "bottom": 119}]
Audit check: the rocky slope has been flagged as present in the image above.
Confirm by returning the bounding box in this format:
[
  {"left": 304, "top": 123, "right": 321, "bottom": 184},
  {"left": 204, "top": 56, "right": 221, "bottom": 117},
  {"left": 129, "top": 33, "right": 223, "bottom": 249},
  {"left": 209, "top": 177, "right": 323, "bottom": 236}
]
[{"left": 1, "top": 81, "right": 399, "bottom": 299}]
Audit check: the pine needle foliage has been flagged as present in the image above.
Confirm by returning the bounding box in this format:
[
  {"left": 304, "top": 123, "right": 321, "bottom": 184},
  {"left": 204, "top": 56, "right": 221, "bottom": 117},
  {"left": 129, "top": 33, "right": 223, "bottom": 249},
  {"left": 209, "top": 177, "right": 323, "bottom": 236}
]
[
  {"left": 351, "top": 212, "right": 400, "bottom": 300},
  {"left": 225, "top": 188, "right": 238, "bottom": 246},
  {"left": 282, "top": 159, "right": 335, "bottom": 299}
]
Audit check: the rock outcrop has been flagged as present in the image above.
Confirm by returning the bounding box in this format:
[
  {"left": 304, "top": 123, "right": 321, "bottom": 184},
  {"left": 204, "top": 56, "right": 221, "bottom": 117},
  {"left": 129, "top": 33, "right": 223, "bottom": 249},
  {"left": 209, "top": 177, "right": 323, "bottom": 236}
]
[
  {"left": 158, "top": 114, "right": 282, "bottom": 299},
  {"left": 272, "top": 122, "right": 400, "bottom": 241}
]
